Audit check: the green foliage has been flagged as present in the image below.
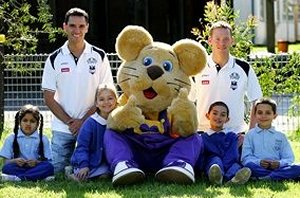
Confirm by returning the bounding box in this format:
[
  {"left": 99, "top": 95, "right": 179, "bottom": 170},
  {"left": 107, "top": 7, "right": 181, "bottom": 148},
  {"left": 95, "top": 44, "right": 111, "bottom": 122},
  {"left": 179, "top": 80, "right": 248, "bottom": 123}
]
[
  {"left": 280, "top": 52, "right": 300, "bottom": 118},
  {"left": 289, "top": 127, "right": 300, "bottom": 142},
  {"left": 0, "top": 0, "right": 63, "bottom": 54},
  {"left": 251, "top": 52, "right": 300, "bottom": 96},
  {"left": 281, "top": 52, "right": 300, "bottom": 94},
  {"left": 251, "top": 53, "right": 300, "bottom": 133},
  {"left": 191, "top": 1, "right": 257, "bottom": 60},
  {"left": 251, "top": 56, "right": 281, "bottom": 97}
]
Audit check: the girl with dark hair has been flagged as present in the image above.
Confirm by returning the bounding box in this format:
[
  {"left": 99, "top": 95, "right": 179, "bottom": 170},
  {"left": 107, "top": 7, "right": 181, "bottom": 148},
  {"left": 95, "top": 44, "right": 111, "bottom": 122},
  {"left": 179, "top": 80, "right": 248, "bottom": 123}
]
[{"left": 0, "top": 104, "right": 54, "bottom": 181}]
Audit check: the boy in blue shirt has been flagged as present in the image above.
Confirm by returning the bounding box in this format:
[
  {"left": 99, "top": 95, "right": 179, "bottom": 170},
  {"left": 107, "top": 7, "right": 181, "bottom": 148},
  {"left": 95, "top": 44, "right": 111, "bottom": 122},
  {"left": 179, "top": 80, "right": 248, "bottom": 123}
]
[
  {"left": 201, "top": 101, "right": 251, "bottom": 185},
  {"left": 242, "top": 97, "right": 300, "bottom": 180}
]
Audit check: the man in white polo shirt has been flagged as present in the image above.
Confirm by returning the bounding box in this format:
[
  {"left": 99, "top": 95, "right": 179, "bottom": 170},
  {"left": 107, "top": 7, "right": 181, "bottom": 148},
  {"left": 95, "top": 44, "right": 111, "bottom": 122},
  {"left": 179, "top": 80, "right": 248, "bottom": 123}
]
[
  {"left": 41, "top": 8, "right": 113, "bottom": 173},
  {"left": 191, "top": 21, "right": 262, "bottom": 147}
]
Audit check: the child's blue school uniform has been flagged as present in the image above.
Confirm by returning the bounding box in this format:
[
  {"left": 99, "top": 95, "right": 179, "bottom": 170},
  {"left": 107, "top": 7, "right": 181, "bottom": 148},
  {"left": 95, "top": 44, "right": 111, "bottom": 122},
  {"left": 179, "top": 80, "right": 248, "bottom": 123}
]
[
  {"left": 201, "top": 129, "right": 244, "bottom": 181},
  {"left": 71, "top": 113, "right": 110, "bottom": 178},
  {"left": 242, "top": 126, "right": 300, "bottom": 180},
  {"left": 0, "top": 129, "right": 54, "bottom": 181}
]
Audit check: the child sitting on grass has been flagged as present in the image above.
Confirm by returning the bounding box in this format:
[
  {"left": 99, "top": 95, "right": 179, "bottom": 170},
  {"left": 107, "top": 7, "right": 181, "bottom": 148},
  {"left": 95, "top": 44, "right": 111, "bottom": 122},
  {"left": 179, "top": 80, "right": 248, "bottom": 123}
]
[
  {"left": 0, "top": 104, "right": 54, "bottom": 181},
  {"left": 242, "top": 97, "right": 300, "bottom": 181},
  {"left": 201, "top": 101, "right": 251, "bottom": 185},
  {"left": 66, "top": 83, "right": 118, "bottom": 182}
]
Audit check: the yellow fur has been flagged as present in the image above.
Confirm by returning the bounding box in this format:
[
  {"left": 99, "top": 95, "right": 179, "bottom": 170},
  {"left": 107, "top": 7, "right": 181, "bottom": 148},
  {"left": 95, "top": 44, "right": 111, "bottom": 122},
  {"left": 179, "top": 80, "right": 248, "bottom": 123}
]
[{"left": 107, "top": 25, "right": 207, "bottom": 137}]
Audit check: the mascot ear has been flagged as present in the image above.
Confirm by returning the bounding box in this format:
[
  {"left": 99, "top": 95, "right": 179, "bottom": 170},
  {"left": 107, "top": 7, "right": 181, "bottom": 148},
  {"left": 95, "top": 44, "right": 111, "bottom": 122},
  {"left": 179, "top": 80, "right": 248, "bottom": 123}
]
[
  {"left": 173, "top": 39, "right": 208, "bottom": 76},
  {"left": 115, "top": 25, "right": 153, "bottom": 61}
]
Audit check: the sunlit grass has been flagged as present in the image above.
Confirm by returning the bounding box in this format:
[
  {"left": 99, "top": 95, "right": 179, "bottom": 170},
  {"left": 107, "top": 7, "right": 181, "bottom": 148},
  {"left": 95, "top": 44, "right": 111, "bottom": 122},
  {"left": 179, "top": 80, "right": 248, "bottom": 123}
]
[{"left": 251, "top": 42, "right": 300, "bottom": 54}]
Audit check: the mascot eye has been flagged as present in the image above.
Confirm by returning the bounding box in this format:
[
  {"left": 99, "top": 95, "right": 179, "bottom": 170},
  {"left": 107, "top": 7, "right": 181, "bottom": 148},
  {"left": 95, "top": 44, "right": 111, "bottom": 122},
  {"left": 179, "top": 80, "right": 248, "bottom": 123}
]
[
  {"left": 143, "top": 57, "right": 153, "bottom": 66},
  {"left": 162, "top": 61, "right": 173, "bottom": 72}
]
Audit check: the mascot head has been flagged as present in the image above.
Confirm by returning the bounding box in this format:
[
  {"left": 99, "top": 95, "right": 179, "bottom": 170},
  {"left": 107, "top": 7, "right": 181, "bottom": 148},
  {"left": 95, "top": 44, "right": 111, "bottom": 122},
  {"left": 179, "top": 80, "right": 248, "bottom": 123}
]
[{"left": 115, "top": 25, "right": 207, "bottom": 114}]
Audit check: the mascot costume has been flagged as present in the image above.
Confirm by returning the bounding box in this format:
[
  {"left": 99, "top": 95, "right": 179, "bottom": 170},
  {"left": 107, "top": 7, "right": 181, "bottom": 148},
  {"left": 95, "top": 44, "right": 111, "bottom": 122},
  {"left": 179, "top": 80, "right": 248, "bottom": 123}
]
[{"left": 104, "top": 25, "right": 207, "bottom": 186}]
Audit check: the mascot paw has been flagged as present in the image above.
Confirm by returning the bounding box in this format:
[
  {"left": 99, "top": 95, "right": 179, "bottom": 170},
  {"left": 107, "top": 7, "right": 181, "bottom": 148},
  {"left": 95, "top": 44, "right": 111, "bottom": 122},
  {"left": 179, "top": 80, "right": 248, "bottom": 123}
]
[
  {"left": 168, "top": 88, "right": 198, "bottom": 137},
  {"left": 107, "top": 96, "right": 145, "bottom": 132}
]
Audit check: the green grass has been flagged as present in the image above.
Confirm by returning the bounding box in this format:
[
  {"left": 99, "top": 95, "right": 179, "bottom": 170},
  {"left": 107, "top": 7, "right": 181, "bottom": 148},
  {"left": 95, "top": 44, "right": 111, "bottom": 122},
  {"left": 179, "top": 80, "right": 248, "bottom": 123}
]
[
  {"left": 251, "top": 42, "right": 300, "bottom": 54},
  {"left": 1, "top": 127, "right": 300, "bottom": 198},
  {"left": 1, "top": 177, "right": 300, "bottom": 198}
]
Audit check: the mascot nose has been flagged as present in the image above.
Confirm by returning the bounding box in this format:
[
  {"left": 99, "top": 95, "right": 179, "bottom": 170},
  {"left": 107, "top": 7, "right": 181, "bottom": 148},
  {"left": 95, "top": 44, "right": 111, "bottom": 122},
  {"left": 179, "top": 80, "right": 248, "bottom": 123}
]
[{"left": 147, "top": 66, "right": 164, "bottom": 80}]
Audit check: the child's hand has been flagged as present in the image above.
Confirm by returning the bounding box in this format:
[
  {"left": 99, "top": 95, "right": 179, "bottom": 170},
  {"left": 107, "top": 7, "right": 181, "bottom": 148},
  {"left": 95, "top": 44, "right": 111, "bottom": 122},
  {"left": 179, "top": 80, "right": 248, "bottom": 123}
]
[
  {"left": 269, "top": 160, "right": 280, "bottom": 170},
  {"left": 26, "top": 159, "right": 40, "bottom": 167},
  {"left": 76, "top": 167, "right": 90, "bottom": 181},
  {"left": 11, "top": 158, "right": 26, "bottom": 167},
  {"left": 260, "top": 160, "right": 270, "bottom": 169}
]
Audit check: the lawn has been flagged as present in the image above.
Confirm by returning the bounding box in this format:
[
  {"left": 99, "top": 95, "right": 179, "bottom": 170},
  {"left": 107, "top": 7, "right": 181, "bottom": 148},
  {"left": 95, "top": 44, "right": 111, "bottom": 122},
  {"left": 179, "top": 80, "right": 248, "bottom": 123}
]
[
  {"left": 251, "top": 42, "right": 300, "bottom": 54},
  {"left": 1, "top": 129, "right": 300, "bottom": 198}
]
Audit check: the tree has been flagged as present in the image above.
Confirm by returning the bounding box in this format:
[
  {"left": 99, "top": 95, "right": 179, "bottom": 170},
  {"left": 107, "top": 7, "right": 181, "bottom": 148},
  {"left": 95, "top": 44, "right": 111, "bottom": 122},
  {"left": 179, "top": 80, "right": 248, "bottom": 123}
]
[{"left": 0, "top": 0, "right": 63, "bottom": 54}]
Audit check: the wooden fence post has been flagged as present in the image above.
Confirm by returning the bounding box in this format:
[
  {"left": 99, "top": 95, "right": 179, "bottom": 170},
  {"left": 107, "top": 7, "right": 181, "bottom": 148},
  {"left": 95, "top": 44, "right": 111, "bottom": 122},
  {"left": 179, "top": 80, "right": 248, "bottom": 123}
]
[{"left": 0, "top": 34, "right": 5, "bottom": 139}]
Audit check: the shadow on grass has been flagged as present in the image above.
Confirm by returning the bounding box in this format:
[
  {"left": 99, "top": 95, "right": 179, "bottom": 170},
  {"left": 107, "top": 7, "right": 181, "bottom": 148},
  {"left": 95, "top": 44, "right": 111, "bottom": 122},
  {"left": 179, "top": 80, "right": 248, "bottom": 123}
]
[{"left": 0, "top": 175, "right": 222, "bottom": 198}]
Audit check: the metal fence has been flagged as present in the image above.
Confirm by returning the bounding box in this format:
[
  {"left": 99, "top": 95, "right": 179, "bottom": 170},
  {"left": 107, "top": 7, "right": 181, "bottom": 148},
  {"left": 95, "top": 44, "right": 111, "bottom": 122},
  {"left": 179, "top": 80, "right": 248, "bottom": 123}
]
[{"left": 2, "top": 53, "right": 300, "bottom": 132}]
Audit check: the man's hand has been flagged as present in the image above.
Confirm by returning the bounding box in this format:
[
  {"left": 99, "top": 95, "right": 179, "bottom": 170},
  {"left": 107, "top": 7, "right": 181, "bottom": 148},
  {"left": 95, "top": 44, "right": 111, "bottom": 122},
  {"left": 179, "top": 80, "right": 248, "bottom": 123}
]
[{"left": 67, "top": 119, "right": 83, "bottom": 136}]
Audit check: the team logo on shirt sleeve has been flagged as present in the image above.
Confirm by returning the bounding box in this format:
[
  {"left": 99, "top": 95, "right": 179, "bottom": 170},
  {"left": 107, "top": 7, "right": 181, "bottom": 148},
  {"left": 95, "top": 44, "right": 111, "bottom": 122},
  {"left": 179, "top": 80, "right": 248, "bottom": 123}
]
[
  {"left": 229, "top": 72, "right": 240, "bottom": 90},
  {"left": 87, "top": 57, "right": 97, "bottom": 74}
]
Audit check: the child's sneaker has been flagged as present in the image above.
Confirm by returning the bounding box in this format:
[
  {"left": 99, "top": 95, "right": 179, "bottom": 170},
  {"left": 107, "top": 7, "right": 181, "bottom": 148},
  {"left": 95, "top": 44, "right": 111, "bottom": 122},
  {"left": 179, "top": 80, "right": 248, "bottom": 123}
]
[
  {"left": 66, "top": 173, "right": 80, "bottom": 182},
  {"left": 208, "top": 164, "right": 223, "bottom": 185},
  {"left": 44, "top": 176, "right": 55, "bottom": 181},
  {"left": 227, "top": 167, "right": 251, "bottom": 185},
  {"left": 1, "top": 173, "right": 21, "bottom": 182},
  {"left": 64, "top": 166, "right": 80, "bottom": 182},
  {"left": 65, "top": 165, "right": 73, "bottom": 177}
]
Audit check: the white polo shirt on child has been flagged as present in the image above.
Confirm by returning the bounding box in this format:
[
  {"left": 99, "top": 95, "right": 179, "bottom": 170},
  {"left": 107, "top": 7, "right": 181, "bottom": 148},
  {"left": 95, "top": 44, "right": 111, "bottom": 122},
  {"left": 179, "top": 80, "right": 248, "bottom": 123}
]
[
  {"left": 41, "top": 41, "right": 114, "bottom": 133},
  {"left": 191, "top": 55, "right": 262, "bottom": 133}
]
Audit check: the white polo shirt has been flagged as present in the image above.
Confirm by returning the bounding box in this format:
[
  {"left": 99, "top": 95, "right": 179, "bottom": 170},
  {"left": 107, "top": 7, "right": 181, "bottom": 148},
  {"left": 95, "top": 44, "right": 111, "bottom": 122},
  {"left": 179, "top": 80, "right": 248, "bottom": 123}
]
[
  {"left": 41, "top": 41, "right": 114, "bottom": 133},
  {"left": 191, "top": 55, "right": 262, "bottom": 133}
]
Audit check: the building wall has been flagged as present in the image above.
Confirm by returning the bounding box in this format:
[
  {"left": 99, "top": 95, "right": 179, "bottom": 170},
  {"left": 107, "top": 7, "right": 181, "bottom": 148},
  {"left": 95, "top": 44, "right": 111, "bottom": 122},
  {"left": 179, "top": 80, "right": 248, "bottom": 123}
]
[{"left": 235, "top": 0, "right": 300, "bottom": 45}]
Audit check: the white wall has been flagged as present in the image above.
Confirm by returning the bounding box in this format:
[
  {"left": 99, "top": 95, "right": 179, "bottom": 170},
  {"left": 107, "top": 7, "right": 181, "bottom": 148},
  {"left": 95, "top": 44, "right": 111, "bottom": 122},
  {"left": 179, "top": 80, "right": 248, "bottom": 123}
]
[{"left": 234, "top": 0, "right": 300, "bottom": 45}]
